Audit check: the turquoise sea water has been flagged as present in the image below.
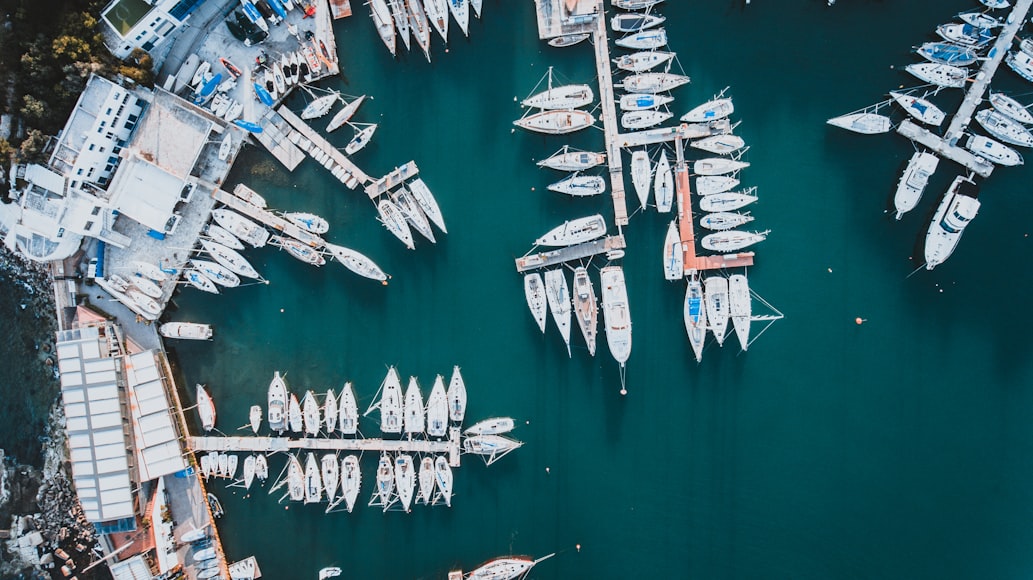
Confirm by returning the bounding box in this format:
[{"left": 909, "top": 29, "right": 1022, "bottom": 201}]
[{"left": 163, "top": 1, "right": 1033, "bottom": 577}]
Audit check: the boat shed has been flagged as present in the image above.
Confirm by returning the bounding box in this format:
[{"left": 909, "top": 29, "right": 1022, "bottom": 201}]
[
  {"left": 55, "top": 325, "right": 136, "bottom": 525},
  {"left": 124, "top": 351, "right": 187, "bottom": 482}
]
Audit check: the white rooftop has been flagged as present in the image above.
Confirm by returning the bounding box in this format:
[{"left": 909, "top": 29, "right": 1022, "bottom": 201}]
[
  {"left": 124, "top": 351, "right": 187, "bottom": 482},
  {"left": 106, "top": 154, "right": 187, "bottom": 234}
]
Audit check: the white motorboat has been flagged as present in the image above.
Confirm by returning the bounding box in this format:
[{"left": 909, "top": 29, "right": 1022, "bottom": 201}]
[
  {"left": 404, "top": 377, "right": 425, "bottom": 435},
  {"left": 323, "top": 243, "right": 389, "bottom": 282},
  {"left": 621, "top": 109, "right": 672, "bottom": 129},
  {"left": 255, "top": 454, "right": 268, "bottom": 481},
  {"left": 345, "top": 123, "right": 377, "bottom": 154},
  {"left": 662, "top": 220, "right": 683, "bottom": 281},
  {"left": 522, "top": 68, "right": 594, "bottom": 110},
  {"left": 894, "top": 151, "right": 939, "bottom": 220},
  {"left": 283, "top": 211, "right": 330, "bottom": 234},
  {"left": 620, "top": 72, "right": 690, "bottom": 94},
  {"left": 613, "top": 0, "right": 663, "bottom": 8},
  {"left": 274, "top": 236, "right": 326, "bottom": 267},
  {"left": 268, "top": 371, "right": 287, "bottom": 433},
  {"left": 654, "top": 151, "right": 673, "bottom": 213},
  {"left": 615, "top": 27, "right": 667, "bottom": 50},
  {"left": 247, "top": 404, "right": 261, "bottom": 434},
  {"left": 600, "top": 266, "right": 631, "bottom": 368},
  {"left": 340, "top": 455, "right": 361, "bottom": 512},
  {"left": 434, "top": 455, "right": 452, "bottom": 507},
  {"left": 407, "top": 0, "right": 433, "bottom": 62},
  {"left": 905, "top": 62, "right": 968, "bottom": 88},
  {"left": 338, "top": 382, "right": 359, "bottom": 435},
  {"left": 302, "top": 390, "right": 321, "bottom": 436},
  {"left": 242, "top": 455, "right": 256, "bottom": 489},
  {"left": 304, "top": 452, "right": 322, "bottom": 504},
  {"left": 301, "top": 92, "right": 339, "bottom": 119},
  {"left": 190, "top": 259, "right": 240, "bottom": 287},
  {"left": 212, "top": 209, "right": 270, "bottom": 247},
  {"left": 693, "top": 157, "right": 749, "bottom": 176},
  {"left": 514, "top": 109, "right": 595, "bottom": 135},
  {"left": 464, "top": 417, "right": 515, "bottom": 436},
  {"left": 548, "top": 33, "right": 589, "bottom": 47},
  {"left": 988, "top": 92, "right": 1033, "bottom": 125},
  {"left": 534, "top": 214, "right": 607, "bottom": 247},
  {"left": 463, "top": 434, "right": 524, "bottom": 455},
  {"left": 683, "top": 276, "right": 707, "bottom": 362},
  {"left": 619, "top": 92, "right": 674, "bottom": 111},
  {"left": 924, "top": 175, "right": 980, "bottom": 270},
  {"left": 408, "top": 177, "right": 447, "bottom": 234},
  {"left": 418, "top": 456, "right": 435, "bottom": 504},
  {"left": 447, "top": 365, "right": 466, "bottom": 423},
  {"left": 200, "top": 239, "right": 260, "bottom": 279},
  {"left": 380, "top": 367, "right": 403, "bottom": 434},
  {"left": 544, "top": 268, "right": 573, "bottom": 357},
  {"left": 889, "top": 91, "right": 946, "bottom": 126},
  {"left": 288, "top": 392, "right": 303, "bottom": 433},
  {"left": 965, "top": 134, "right": 1023, "bottom": 166},
  {"left": 728, "top": 274, "right": 751, "bottom": 351},
  {"left": 681, "top": 97, "right": 734, "bottom": 123},
  {"left": 322, "top": 454, "right": 339, "bottom": 503},
  {"left": 393, "top": 187, "right": 436, "bottom": 243},
  {"left": 571, "top": 266, "right": 598, "bottom": 356},
  {"left": 614, "top": 50, "right": 675, "bottom": 73},
  {"left": 424, "top": 0, "right": 449, "bottom": 43},
  {"left": 691, "top": 134, "right": 745, "bottom": 155},
  {"left": 318, "top": 567, "right": 342, "bottom": 580},
  {"left": 388, "top": 0, "right": 411, "bottom": 51},
  {"left": 699, "top": 190, "right": 758, "bottom": 212},
  {"left": 427, "top": 375, "right": 448, "bottom": 437},
  {"left": 369, "top": 0, "right": 397, "bottom": 56},
  {"left": 206, "top": 223, "right": 244, "bottom": 250},
  {"left": 196, "top": 384, "right": 216, "bottom": 431},
  {"left": 377, "top": 199, "right": 415, "bottom": 250},
  {"left": 1006, "top": 50, "right": 1033, "bottom": 83},
  {"left": 975, "top": 108, "right": 1033, "bottom": 147},
  {"left": 700, "top": 211, "right": 754, "bottom": 231},
  {"left": 958, "top": 10, "right": 1001, "bottom": 29},
  {"left": 395, "top": 454, "right": 415, "bottom": 512},
  {"left": 547, "top": 173, "right": 606, "bottom": 196},
  {"left": 448, "top": 0, "right": 469, "bottom": 37},
  {"left": 524, "top": 272, "right": 548, "bottom": 333},
  {"left": 325, "top": 95, "right": 366, "bottom": 133},
  {"left": 696, "top": 175, "right": 739, "bottom": 195},
  {"left": 611, "top": 12, "right": 664, "bottom": 32},
  {"left": 631, "top": 150, "right": 652, "bottom": 209},
  {"left": 701, "top": 229, "right": 768, "bottom": 252},
  {"left": 287, "top": 454, "right": 304, "bottom": 502},
  {"left": 324, "top": 389, "right": 338, "bottom": 433},
  {"left": 826, "top": 112, "right": 892, "bottom": 134},
  {"left": 159, "top": 322, "right": 212, "bottom": 340},
  {"left": 375, "top": 453, "right": 394, "bottom": 510},
  {"left": 704, "top": 275, "right": 730, "bottom": 346},
  {"left": 537, "top": 147, "right": 606, "bottom": 172}
]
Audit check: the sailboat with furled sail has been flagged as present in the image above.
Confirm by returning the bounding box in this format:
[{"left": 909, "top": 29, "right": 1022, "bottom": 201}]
[
  {"left": 572, "top": 266, "right": 598, "bottom": 356},
  {"left": 387, "top": 0, "right": 411, "bottom": 51},
  {"left": 406, "top": 0, "right": 432, "bottom": 62},
  {"left": 448, "top": 0, "right": 469, "bottom": 37},
  {"left": 544, "top": 269, "right": 572, "bottom": 357},
  {"left": 600, "top": 266, "right": 632, "bottom": 372},
  {"left": 368, "top": 0, "right": 397, "bottom": 57}
]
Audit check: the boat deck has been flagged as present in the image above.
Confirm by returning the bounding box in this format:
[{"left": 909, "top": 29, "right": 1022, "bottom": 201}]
[
  {"left": 211, "top": 187, "right": 326, "bottom": 248},
  {"left": 590, "top": 4, "right": 629, "bottom": 227},
  {"left": 515, "top": 234, "right": 627, "bottom": 272},
  {"left": 189, "top": 427, "right": 463, "bottom": 468},
  {"left": 277, "top": 105, "right": 372, "bottom": 186},
  {"left": 364, "top": 161, "right": 420, "bottom": 199}
]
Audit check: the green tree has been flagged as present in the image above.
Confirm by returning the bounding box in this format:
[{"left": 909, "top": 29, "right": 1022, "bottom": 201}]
[
  {"left": 17, "top": 129, "right": 46, "bottom": 163},
  {"left": 19, "top": 95, "right": 47, "bottom": 123}
]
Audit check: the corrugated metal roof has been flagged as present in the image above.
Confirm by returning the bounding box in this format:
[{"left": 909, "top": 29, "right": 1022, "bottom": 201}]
[{"left": 125, "top": 351, "right": 186, "bottom": 482}]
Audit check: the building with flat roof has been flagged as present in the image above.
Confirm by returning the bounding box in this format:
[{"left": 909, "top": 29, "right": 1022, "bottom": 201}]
[
  {"left": 106, "top": 154, "right": 191, "bottom": 236},
  {"left": 100, "top": 0, "right": 206, "bottom": 60}
]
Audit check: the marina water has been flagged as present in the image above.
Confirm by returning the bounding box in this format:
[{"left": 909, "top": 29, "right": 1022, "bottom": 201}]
[{"left": 161, "top": 1, "right": 1033, "bottom": 577}]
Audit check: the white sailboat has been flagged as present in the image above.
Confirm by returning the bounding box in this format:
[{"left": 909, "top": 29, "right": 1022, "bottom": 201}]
[
  {"left": 611, "top": 12, "right": 665, "bottom": 32},
  {"left": 615, "top": 28, "right": 667, "bottom": 50},
  {"left": 288, "top": 392, "right": 303, "bottom": 433},
  {"left": 325, "top": 95, "right": 366, "bottom": 133},
  {"left": 693, "top": 157, "right": 749, "bottom": 176},
  {"left": 408, "top": 178, "right": 447, "bottom": 234},
  {"left": 196, "top": 384, "right": 216, "bottom": 431},
  {"left": 619, "top": 93, "right": 673, "bottom": 111},
  {"left": 283, "top": 211, "right": 330, "bottom": 234},
  {"left": 447, "top": 365, "right": 466, "bottom": 423},
  {"left": 338, "top": 382, "right": 359, "bottom": 435},
  {"left": 537, "top": 147, "right": 606, "bottom": 172},
  {"left": 988, "top": 91, "right": 1033, "bottom": 125},
  {"left": 470, "top": 0, "right": 481, "bottom": 17},
  {"left": 547, "top": 173, "right": 606, "bottom": 196},
  {"left": 700, "top": 229, "right": 768, "bottom": 252},
  {"left": 621, "top": 110, "right": 672, "bottom": 130},
  {"left": 426, "top": 375, "right": 448, "bottom": 437},
  {"left": 434, "top": 455, "right": 452, "bottom": 507},
  {"left": 522, "top": 70, "right": 594, "bottom": 110},
  {"left": 301, "top": 92, "right": 340, "bottom": 119},
  {"left": 242, "top": 455, "right": 256, "bottom": 489},
  {"left": 889, "top": 91, "right": 946, "bottom": 126},
  {"left": 268, "top": 371, "right": 287, "bottom": 433},
  {"left": 683, "top": 276, "right": 707, "bottom": 363},
  {"left": 404, "top": 377, "right": 425, "bottom": 435},
  {"left": 387, "top": 0, "right": 411, "bottom": 51},
  {"left": 704, "top": 276, "right": 730, "bottom": 346},
  {"left": 662, "top": 220, "right": 683, "bottom": 281},
  {"left": 463, "top": 434, "right": 524, "bottom": 456},
  {"left": 696, "top": 175, "right": 739, "bottom": 196},
  {"left": 631, "top": 150, "right": 651, "bottom": 209},
  {"left": 620, "top": 72, "right": 690, "bottom": 94},
  {"left": 345, "top": 123, "right": 377, "bottom": 154},
  {"left": 681, "top": 95, "right": 734, "bottom": 123},
  {"left": 424, "top": 0, "right": 448, "bottom": 43},
  {"left": 324, "top": 388, "right": 338, "bottom": 433},
  {"left": 406, "top": 0, "right": 432, "bottom": 62},
  {"left": 614, "top": 50, "right": 675, "bottom": 73},
  {"left": 340, "top": 455, "right": 361, "bottom": 512},
  {"left": 212, "top": 209, "right": 270, "bottom": 247},
  {"left": 905, "top": 62, "right": 968, "bottom": 88},
  {"left": 514, "top": 109, "right": 595, "bottom": 135},
  {"left": 377, "top": 199, "right": 415, "bottom": 250},
  {"left": 534, "top": 214, "right": 607, "bottom": 247},
  {"left": 418, "top": 456, "right": 435, "bottom": 504},
  {"left": 369, "top": 0, "right": 397, "bottom": 57},
  {"left": 395, "top": 454, "right": 415, "bottom": 512},
  {"left": 466, "top": 554, "right": 556, "bottom": 580},
  {"left": 375, "top": 453, "right": 394, "bottom": 510},
  {"left": 393, "top": 187, "right": 436, "bottom": 243},
  {"left": 523, "top": 272, "right": 548, "bottom": 333},
  {"left": 894, "top": 151, "right": 939, "bottom": 220},
  {"left": 323, "top": 243, "right": 389, "bottom": 282},
  {"left": 255, "top": 454, "right": 268, "bottom": 481},
  {"left": 302, "top": 390, "right": 321, "bottom": 436},
  {"left": 699, "top": 189, "right": 758, "bottom": 212},
  {"left": 728, "top": 274, "right": 751, "bottom": 351},
  {"left": 447, "top": 0, "right": 469, "bottom": 37},
  {"left": 322, "top": 454, "right": 339, "bottom": 503},
  {"left": 205, "top": 223, "right": 244, "bottom": 250},
  {"left": 190, "top": 259, "right": 240, "bottom": 288},
  {"left": 975, "top": 108, "right": 1033, "bottom": 147},
  {"left": 924, "top": 175, "right": 980, "bottom": 270},
  {"left": 199, "top": 239, "right": 260, "bottom": 279},
  {"left": 700, "top": 212, "right": 754, "bottom": 231},
  {"left": 287, "top": 454, "right": 304, "bottom": 502},
  {"left": 571, "top": 266, "right": 598, "bottom": 356},
  {"left": 691, "top": 135, "right": 745, "bottom": 155},
  {"left": 465, "top": 417, "right": 515, "bottom": 436},
  {"left": 826, "top": 112, "right": 893, "bottom": 134},
  {"left": 304, "top": 452, "right": 322, "bottom": 504},
  {"left": 249, "top": 404, "right": 262, "bottom": 433},
  {"left": 600, "top": 266, "right": 632, "bottom": 368},
  {"left": 965, "top": 134, "right": 1023, "bottom": 166},
  {"left": 654, "top": 151, "right": 674, "bottom": 213},
  {"left": 544, "top": 269, "right": 573, "bottom": 357},
  {"left": 380, "top": 367, "right": 403, "bottom": 434}
]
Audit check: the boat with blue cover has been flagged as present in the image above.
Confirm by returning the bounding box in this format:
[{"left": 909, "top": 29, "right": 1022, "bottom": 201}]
[
  {"left": 937, "top": 22, "right": 994, "bottom": 48},
  {"left": 253, "top": 83, "right": 273, "bottom": 106},
  {"left": 233, "top": 119, "right": 263, "bottom": 133},
  {"left": 917, "top": 42, "right": 979, "bottom": 67},
  {"left": 619, "top": 93, "right": 673, "bottom": 111}
]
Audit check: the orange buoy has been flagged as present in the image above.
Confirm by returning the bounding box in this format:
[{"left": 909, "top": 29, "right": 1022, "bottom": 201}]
[{"left": 855, "top": 317, "right": 865, "bottom": 325}]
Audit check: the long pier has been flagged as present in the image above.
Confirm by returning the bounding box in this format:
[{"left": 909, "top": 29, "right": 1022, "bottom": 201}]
[
  {"left": 277, "top": 105, "right": 371, "bottom": 186},
  {"left": 212, "top": 187, "right": 326, "bottom": 247},
  {"left": 515, "top": 234, "right": 626, "bottom": 272},
  {"left": 590, "top": 2, "right": 629, "bottom": 227}
]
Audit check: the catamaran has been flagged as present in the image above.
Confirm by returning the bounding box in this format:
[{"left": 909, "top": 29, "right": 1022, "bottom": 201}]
[
  {"left": 427, "top": 375, "right": 448, "bottom": 437},
  {"left": 988, "top": 92, "right": 1033, "bottom": 125},
  {"left": 464, "top": 417, "right": 515, "bottom": 436},
  {"left": 975, "top": 108, "right": 1033, "bottom": 147},
  {"left": 534, "top": 214, "right": 607, "bottom": 247},
  {"left": 369, "top": 0, "right": 397, "bottom": 56},
  {"left": 393, "top": 187, "right": 436, "bottom": 243},
  {"left": 826, "top": 112, "right": 892, "bottom": 135},
  {"left": 654, "top": 151, "right": 673, "bottom": 212},
  {"left": 302, "top": 390, "right": 321, "bottom": 436},
  {"left": 268, "top": 371, "right": 288, "bottom": 433},
  {"left": 620, "top": 72, "right": 689, "bottom": 93},
  {"left": 547, "top": 173, "right": 606, "bottom": 196},
  {"left": 924, "top": 175, "right": 980, "bottom": 270},
  {"left": 406, "top": 0, "right": 432, "bottom": 62},
  {"left": 889, "top": 91, "right": 946, "bottom": 126},
  {"left": 325, "top": 95, "right": 366, "bottom": 133},
  {"left": 288, "top": 392, "right": 303, "bottom": 433},
  {"left": 418, "top": 457, "right": 435, "bottom": 505},
  {"left": 524, "top": 272, "right": 548, "bottom": 333},
  {"left": 701, "top": 229, "right": 768, "bottom": 252},
  {"left": 621, "top": 110, "right": 672, "bottom": 129},
  {"left": 274, "top": 236, "right": 326, "bottom": 267},
  {"left": 571, "top": 267, "right": 598, "bottom": 356},
  {"left": 662, "top": 220, "right": 683, "bottom": 281},
  {"left": 196, "top": 384, "right": 216, "bottom": 431},
  {"left": 965, "top": 134, "right": 1023, "bottom": 166},
  {"left": 404, "top": 377, "right": 425, "bottom": 435},
  {"left": 376, "top": 453, "right": 394, "bottom": 510},
  {"left": 631, "top": 150, "right": 651, "bottom": 209},
  {"left": 380, "top": 367, "right": 403, "bottom": 434},
  {"left": 693, "top": 157, "right": 749, "bottom": 176},
  {"left": 514, "top": 109, "right": 595, "bottom": 134},
  {"left": 544, "top": 269, "right": 573, "bottom": 357},
  {"left": 408, "top": 177, "right": 447, "bottom": 234},
  {"left": 696, "top": 175, "right": 739, "bottom": 195},
  {"left": 288, "top": 454, "right": 304, "bottom": 502},
  {"left": 341, "top": 455, "right": 361, "bottom": 512},
  {"left": 681, "top": 96, "right": 734, "bottom": 123},
  {"left": 190, "top": 259, "right": 240, "bottom": 288},
  {"left": 614, "top": 50, "right": 675, "bottom": 73},
  {"left": 324, "top": 243, "right": 389, "bottom": 282},
  {"left": 159, "top": 322, "right": 212, "bottom": 340},
  {"left": 600, "top": 266, "right": 631, "bottom": 368},
  {"left": 395, "top": 454, "right": 415, "bottom": 512},
  {"left": 704, "top": 276, "right": 730, "bottom": 346},
  {"left": 338, "top": 382, "right": 359, "bottom": 435},
  {"left": 434, "top": 455, "right": 453, "bottom": 507},
  {"left": 447, "top": 0, "right": 469, "bottom": 37},
  {"left": 322, "top": 454, "right": 339, "bottom": 504},
  {"left": 200, "top": 239, "right": 260, "bottom": 279},
  {"left": 447, "top": 365, "right": 466, "bottom": 423},
  {"left": 615, "top": 28, "right": 667, "bottom": 50},
  {"left": 537, "top": 146, "right": 606, "bottom": 172},
  {"left": 906, "top": 62, "right": 968, "bottom": 88},
  {"left": 212, "top": 209, "right": 270, "bottom": 247},
  {"left": 377, "top": 199, "right": 415, "bottom": 250},
  {"left": 619, "top": 92, "right": 674, "bottom": 111},
  {"left": 304, "top": 452, "right": 322, "bottom": 504},
  {"left": 684, "top": 275, "right": 707, "bottom": 362},
  {"left": 728, "top": 274, "right": 751, "bottom": 351}
]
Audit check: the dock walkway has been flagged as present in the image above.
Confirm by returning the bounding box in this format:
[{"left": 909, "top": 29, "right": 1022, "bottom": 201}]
[
  {"left": 591, "top": 6, "right": 629, "bottom": 227},
  {"left": 515, "top": 235, "right": 626, "bottom": 272},
  {"left": 364, "top": 161, "right": 420, "bottom": 199},
  {"left": 277, "top": 105, "right": 371, "bottom": 187},
  {"left": 212, "top": 187, "right": 326, "bottom": 247},
  {"left": 253, "top": 109, "right": 306, "bottom": 171}
]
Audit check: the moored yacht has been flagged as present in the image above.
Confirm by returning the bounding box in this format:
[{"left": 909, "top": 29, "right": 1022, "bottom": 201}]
[
  {"left": 889, "top": 91, "right": 946, "bottom": 126},
  {"left": 654, "top": 151, "right": 673, "bottom": 212},
  {"left": 974, "top": 108, "right": 1033, "bottom": 147},
  {"left": 906, "top": 62, "right": 968, "bottom": 88},
  {"left": 964, "top": 134, "right": 1023, "bottom": 166},
  {"left": 524, "top": 272, "right": 548, "bottom": 333},
  {"left": 199, "top": 239, "right": 260, "bottom": 279},
  {"left": 434, "top": 455, "right": 452, "bottom": 507},
  {"left": 619, "top": 72, "right": 689, "bottom": 94},
  {"left": 547, "top": 173, "right": 606, "bottom": 196},
  {"left": 600, "top": 266, "right": 631, "bottom": 368},
  {"left": 324, "top": 389, "right": 337, "bottom": 433},
  {"left": 340, "top": 455, "right": 361, "bottom": 512},
  {"left": 288, "top": 392, "right": 303, "bottom": 433},
  {"left": 464, "top": 417, "right": 515, "bottom": 436},
  {"left": 728, "top": 274, "right": 751, "bottom": 351},
  {"left": 699, "top": 188, "right": 758, "bottom": 212},
  {"left": 288, "top": 454, "right": 304, "bottom": 502},
  {"left": 537, "top": 147, "right": 606, "bottom": 172},
  {"left": 325, "top": 95, "right": 366, "bottom": 133},
  {"left": 521, "top": 84, "right": 594, "bottom": 110},
  {"left": 704, "top": 276, "right": 730, "bottom": 346},
  {"left": 571, "top": 266, "right": 598, "bottom": 356},
  {"left": 924, "top": 175, "right": 980, "bottom": 270},
  {"left": 683, "top": 276, "right": 707, "bottom": 363},
  {"left": 369, "top": 0, "right": 397, "bottom": 56},
  {"left": 338, "top": 381, "right": 359, "bottom": 435},
  {"left": 611, "top": 12, "right": 664, "bottom": 33},
  {"left": 699, "top": 211, "right": 754, "bottom": 231},
  {"left": 375, "top": 453, "right": 394, "bottom": 510},
  {"left": 196, "top": 384, "right": 216, "bottom": 431},
  {"left": 662, "top": 220, "right": 683, "bottom": 281},
  {"left": 614, "top": 50, "right": 675, "bottom": 73},
  {"left": 418, "top": 456, "right": 435, "bottom": 505},
  {"left": 631, "top": 150, "right": 651, "bottom": 209},
  {"left": 395, "top": 454, "right": 416, "bottom": 512},
  {"left": 403, "top": 377, "right": 425, "bottom": 435},
  {"left": 693, "top": 157, "right": 749, "bottom": 176},
  {"left": 321, "top": 454, "right": 339, "bottom": 504},
  {"left": 268, "top": 371, "right": 288, "bottom": 433},
  {"left": 514, "top": 109, "right": 595, "bottom": 135},
  {"left": 619, "top": 92, "right": 673, "bottom": 111},
  {"left": 544, "top": 269, "right": 573, "bottom": 357},
  {"left": 380, "top": 367, "right": 403, "bottom": 434},
  {"left": 700, "top": 229, "right": 768, "bottom": 252},
  {"left": 426, "top": 375, "right": 448, "bottom": 437},
  {"left": 447, "top": 365, "right": 466, "bottom": 423},
  {"left": 615, "top": 28, "right": 667, "bottom": 50},
  {"left": 621, "top": 109, "right": 672, "bottom": 130},
  {"left": 534, "top": 214, "right": 607, "bottom": 247},
  {"left": 408, "top": 177, "right": 447, "bottom": 234},
  {"left": 159, "top": 322, "right": 212, "bottom": 340},
  {"left": 988, "top": 91, "right": 1033, "bottom": 125},
  {"left": 696, "top": 175, "right": 739, "bottom": 195},
  {"left": 826, "top": 112, "right": 892, "bottom": 134},
  {"left": 681, "top": 96, "right": 734, "bottom": 123},
  {"left": 377, "top": 199, "right": 415, "bottom": 250},
  {"left": 691, "top": 134, "right": 745, "bottom": 155},
  {"left": 302, "top": 390, "right": 321, "bottom": 436}
]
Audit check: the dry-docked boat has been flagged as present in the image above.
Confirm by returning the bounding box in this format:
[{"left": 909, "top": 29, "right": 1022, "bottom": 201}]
[
  {"left": 404, "top": 377, "right": 425, "bottom": 435},
  {"left": 338, "top": 381, "right": 358, "bottom": 435},
  {"left": 418, "top": 456, "right": 435, "bottom": 505},
  {"left": 426, "top": 375, "right": 448, "bottom": 437},
  {"left": 700, "top": 211, "right": 754, "bottom": 231},
  {"left": 287, "top": 454, "right": 304, "bottom": 502},
  {"left": 615, "top": 27, "right": 667, "bottom": 50},
  {"left": 548, "top": 33, "right": 589, "bottom": 47},
  {"left": 893, "top": 151, "right": 939, "bottom": 220},
  {"left": 380, "top": 367, "right": 403, "bottom": 434},
  {"left": 196, "top": 384, "right": 216, "bottom": 431},
  {"left": 274, "top": 236, "right": 326, "bottom": 266},
  {"left": 534, "top": 214, "right": 607, "bottom": 247},
  {"left": 129, "top": 275, "right": 162, "bottom": 298},
  {"left": 614, "top": 50, "right": 675, "bottom": 73},
  {"left": 964, "top": 134, "right": 1023, "bottom": 166},
  {"left": 212, "top": 209, "right": 270, "bottom": 247},
  {"left": 284, "top": 211, "right": 330, "bottom": 234},
  {"left": 134, "top": 261, "right": 169, "bottom": 282},
  {"left": 190, "top": 259, "right": 240, "bottom": 287},
  {"left": 571, "top": 266, "right": 598, "bottom": 356},
  {"left": 369, "top": 0, "right": 397, "bottom": 57},
  {"left": 547, "top": 173, "right": 606, "bottom": 196},
  {"left": 323, "top": 243, "right": 388, "bottom": 282},
  {"left": 631, "top": 150, "right": 652, "bottom": 209},
  {"left": 693, "top": 157, "right": 749, "bottom": 176},
  {"left": 447, "top": 365, "right": 466, "bottom": 423},
  {"left": 905, "top": 62, "right": 968, "bottom": 88},
  {"left": 662, "top": 220, "right": 683, "bottom": 281},
  {"left": 448, "top": 0, "right": 470, "bottom": 37},
  {"left": 268, "top": 371, "right": 288, "bottom": 433},
  {"left": 620, "top": 72, "right": 690, "bottom": 93},
  {"left": 302, "top": 390, "right": 321, "bottom": 436},
  {"left": 521, "top": 84, "right": 594, "bottom": 110},
  {"left": 728, "top": 274, "right": 751, "bottom": 351},
  {"left": 683, "top": 276, "right": 706, "bottom": 363},
  {"left": 515, "top": 109, "right": 595, "bottom": 134},
  {"left": 988, "top": 91, "right": 1033, "bottom": 125},
  {"left": 1006, "top": 50, "right": 1033, "bottom": 83},
  {"left": 924, "top": 175, "right": 980, "bottom": 270},
  {"left": 611, "top": 13, "right": 665, "bottom": 33},
  {"left": 325, "top": 95, "right": 366, "bottom": 133},
  {"left": 388, "top": 0, "right": 411, "bottom": 51},
  {"left": 393, "top": 187, "right": 436, "bottom": 243},
  {"left": 377, "top": 199, "right": 415, "bottom": 250},
  {"left": 701, "top": 229, "right": 768, "bottom": 252},
  {"left": 465, "top": 417, "right": 516, "bottom": 436},
  {"left": 288, "top": 392, "right": 303, "bottom": 433},
  {"left": 621, "top": 110, "right": 672, "bottom": 129},
  {"left": 600, "top": 266, "right": 631, "bottom": 368},
  {"left": 537, "top": 146, "right": 606, "bottom": 172},
  {"left": 434, "top": 455, "right": 452, "bottom": 507},
  {"left": 406, "top": 0, "right": 433, "bottom": 62},
  {"left": 691, "top": 134, "right": 745, "bottom": 155},
  {"left": 206, "top": 223, "right": 244, "bottom": 250},
  {"left": 126, "top": 287, "right": 161, "bottom": 316},
  {"left": 395, "top": 454, "right": 415, "bottom": 512},
  {"left": 681, "top": 96, "right": 734, "bottom": 123},
  {"left": 975, "top": 108, "right": 1033, "bottom": 147},
  {"left": 375, "top": 453, "right": 394, "bottom": 510},
  {"left": 826, "top": 112, "right": 892, "bottom": 134},
  {"left": 654, "top": 151, "right": 673, "bottom": 213},
  {"left": 232, "top": 185, "right": 267, "bottom": 208},
  {"left": 340, "top": 455, "right": 361, "bottom": 512},
  {"left": 544, "top": 269, "right": 573, "bottom": 357},
  {"left": 696, "top": 175, "right": 739, "bottom": 195},
  {"left": 304, "top": 452, "right": 322, "bottom": 504},
  {"left": 524, "top": 273, "right": 548, "bottom": 333},
  {"left": 424, "top": 0, "right": 448, "bottom": 43},
  {"left": 199, "top": 239, "right": 260, "bottom": 279},
  {"left": 704, "top": 275, "right": 730, "bottom": 346},
  {"left": 345, "top": 123, "right": 377, "bottom": 154},
  {"left": 889, "top": 91, "right": 946, "bottom": 126},
  {"left": 322, "top": 454, "right": 339, "bottom": 503},
  {"left": 408, "top": 177, "right": 447, "bottom": 233},
  {"left": 159, "top": 322, "right": 212, "bottom": 340},
  {"left": 619, "top": 92, "right": 674, "bottom": 111}
]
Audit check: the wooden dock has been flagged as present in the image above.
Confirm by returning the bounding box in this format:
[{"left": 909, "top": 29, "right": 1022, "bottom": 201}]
[
  {"left": 253, "top": 109, "right": 306, "bottom": 171},
  {"left": 212, "top": 188, "right": 326, "bottom": 247},
  {"left": 364, "top": 161, "right": 420, "bottom": 199},
  {"left": 591, "top": 4, "right": 629, "bottom": 226},
  {"left": 277, "top": 106, "right": 371, "bottom": 187},
  {"left": 189, "top": 427, "right": 463, "bottom": 467},
  {"left": 328, "top": 0, "right": 353, "bottom": 19},
  {"left": 515, "top": 235, "right": 626, "bottom": 272}
]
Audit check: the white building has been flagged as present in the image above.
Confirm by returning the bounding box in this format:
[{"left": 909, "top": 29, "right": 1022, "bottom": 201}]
[{"left": 100, "top": 0, "right": 206, "bottom": 60}]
